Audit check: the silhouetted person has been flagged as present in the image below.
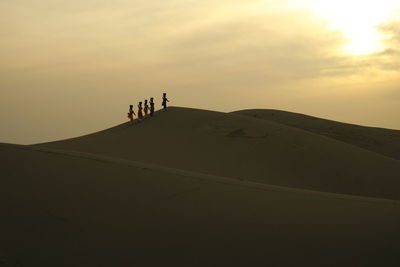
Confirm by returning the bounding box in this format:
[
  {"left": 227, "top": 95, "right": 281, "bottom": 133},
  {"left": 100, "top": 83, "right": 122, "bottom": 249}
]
[
  {"left": 144, "top": 99, "right": 150, "bottom": 117},
  {"left": 149, "top": 97, "right": 155, "bottom": 116},
  {"left": 138, "top": 102, "right": 143, "bottom": 121},
  {"left": 162, "top": 93, "right": 169, "bottom": 112},
  {"left": 127, "top": 105, "right": 136, "bottom": 123}
]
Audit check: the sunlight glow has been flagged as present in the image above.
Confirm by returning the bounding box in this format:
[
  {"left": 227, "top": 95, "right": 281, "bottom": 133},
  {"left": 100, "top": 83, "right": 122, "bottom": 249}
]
[{"left": 299, "top": 0, "right": 399, "bottom": 55}]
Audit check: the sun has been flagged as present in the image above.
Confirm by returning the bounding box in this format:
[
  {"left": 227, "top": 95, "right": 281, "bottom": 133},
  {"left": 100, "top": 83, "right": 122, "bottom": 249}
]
[{"left": 299, "top": 0, "right": 399, "bottom": 55}]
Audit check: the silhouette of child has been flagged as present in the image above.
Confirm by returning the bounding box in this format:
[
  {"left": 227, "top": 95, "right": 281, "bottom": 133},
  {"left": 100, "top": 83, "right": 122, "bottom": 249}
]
[
  {"left": 138, "top": 102, "right": 143, "bottom": 121},
  {"left": 127, "top": 105, "right": 136, "bottom": 123},
  {"left": 144, "top": 99, "right": 150, "bottom": 117},
  {"left": 162, "top": 93, "right": 169, "bottom": 112},
  {"left": 149, "top": 97, "right": 155, "bottom": 116}
]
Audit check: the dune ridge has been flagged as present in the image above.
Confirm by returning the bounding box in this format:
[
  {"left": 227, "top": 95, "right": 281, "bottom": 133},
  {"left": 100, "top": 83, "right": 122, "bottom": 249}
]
[
  {"left": 36, "top": 107, "right": 400, "bottom": 200},
  {"left": 232, "top": 109, "right": 400, "bottom": 160}
]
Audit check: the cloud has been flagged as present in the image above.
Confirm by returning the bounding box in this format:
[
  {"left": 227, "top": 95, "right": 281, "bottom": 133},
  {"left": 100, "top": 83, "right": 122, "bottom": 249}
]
[
  {"left": 367, "top": 20, "right": 400, "bottom": 70},
  {"left": 379, "top": 20, "right": 400, "bottom": 43},
  {"left": 2, "top": 0, "right": 392, "bottom": 81},
  {"left": 146, "top": 10, "right": 351, "bottom": 85}
]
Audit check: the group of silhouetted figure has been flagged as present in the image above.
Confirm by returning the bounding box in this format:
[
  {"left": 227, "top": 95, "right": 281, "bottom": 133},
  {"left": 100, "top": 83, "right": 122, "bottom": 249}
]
[{"left": 127, "top": 93, "right": 170, "bottom": 123}]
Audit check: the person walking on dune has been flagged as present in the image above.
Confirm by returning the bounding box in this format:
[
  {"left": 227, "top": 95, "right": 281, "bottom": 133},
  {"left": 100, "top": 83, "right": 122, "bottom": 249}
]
[
  {"left": 138, "top": 102, "right": 144, "bottom": 121},
  {"left": 144, "top": 99, "right": 150, "bottom": 117},
  {"left": 149, "top": 97, "right": 155, "bottom": 116},
  {"left": 162, "top": 93, "right": 169, "bottom": 112},
  {"left": 127, "top": 105, "right": 136, "bottom": 123}
]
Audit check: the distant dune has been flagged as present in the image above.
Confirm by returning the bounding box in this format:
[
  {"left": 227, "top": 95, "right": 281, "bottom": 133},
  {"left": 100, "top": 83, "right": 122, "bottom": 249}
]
[
  {"left": 1, "top": 106, "right": 400, "bottom": 266},
  {"left": 232, "top": 109, "right": 400, "bottom": 160}
]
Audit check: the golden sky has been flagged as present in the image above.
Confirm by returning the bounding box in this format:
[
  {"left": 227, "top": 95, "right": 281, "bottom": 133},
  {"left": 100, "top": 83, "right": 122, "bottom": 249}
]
[{"left": 1, "top": 0, "right": 400, "bottom": 144}]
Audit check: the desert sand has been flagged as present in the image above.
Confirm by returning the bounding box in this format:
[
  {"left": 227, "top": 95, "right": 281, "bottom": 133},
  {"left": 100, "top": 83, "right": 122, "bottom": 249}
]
[
  {"left": 1, "top": 106, "right": 400, "bottom": 266},
  {"left": 232, "top": 109, "right": 400, "bottom": 160}
]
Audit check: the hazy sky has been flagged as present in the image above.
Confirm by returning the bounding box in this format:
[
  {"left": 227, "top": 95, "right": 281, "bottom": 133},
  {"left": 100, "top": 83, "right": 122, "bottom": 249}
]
[{"left": 1, "top": 0, "right": 400, "bottom": 144}]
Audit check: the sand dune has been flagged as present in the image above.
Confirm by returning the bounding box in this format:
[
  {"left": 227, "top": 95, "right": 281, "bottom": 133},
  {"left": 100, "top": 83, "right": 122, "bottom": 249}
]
[
  {"left": 1, "top": 143, "right": 400, "bottom": 266},
  {"left": 232, "top": 109, "right": 400, "bottom": 160},
  {"left": 36, "top": 107, "right": 400, "bottom": 200},
  {"left": 2, "top": 107, "right": 400, "bottom": 266}
]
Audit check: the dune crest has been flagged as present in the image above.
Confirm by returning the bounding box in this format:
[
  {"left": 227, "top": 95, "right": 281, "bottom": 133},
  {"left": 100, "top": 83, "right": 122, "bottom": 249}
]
[
  {"left": 232, "top": 109, "right": 400, "bottom": 160},
  {"left": 35, "top": 107, "right": 400, "bottom": 200}
]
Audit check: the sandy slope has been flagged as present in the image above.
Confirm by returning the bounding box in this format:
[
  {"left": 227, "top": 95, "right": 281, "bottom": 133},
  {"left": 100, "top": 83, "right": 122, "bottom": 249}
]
[
  {"left": 232, "top": 109, "right": 400, "bottom": 160},
  {"left": 1, "top": 143, "right": 400, "bottom": 266},
  {"left": 36, "top": 107, "right": 400, "bottom": 200}
]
